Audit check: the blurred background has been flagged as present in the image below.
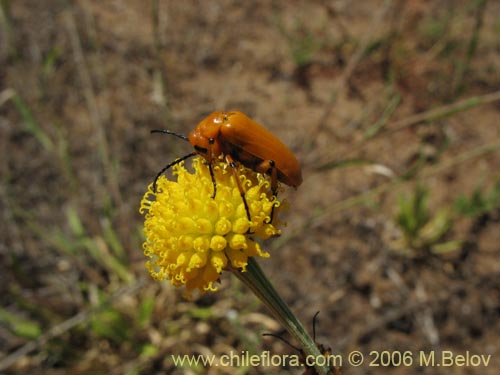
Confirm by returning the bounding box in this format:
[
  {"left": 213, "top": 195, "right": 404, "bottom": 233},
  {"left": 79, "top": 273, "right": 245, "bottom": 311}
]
[{"left": 1, "top": 1, "right": 499, "bottom": 374}]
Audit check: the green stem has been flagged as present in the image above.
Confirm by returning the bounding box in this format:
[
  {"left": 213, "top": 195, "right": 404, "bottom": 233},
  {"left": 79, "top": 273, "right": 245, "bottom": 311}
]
[{"left": 231, "top": 257, "right": 332, "bottom": 375}]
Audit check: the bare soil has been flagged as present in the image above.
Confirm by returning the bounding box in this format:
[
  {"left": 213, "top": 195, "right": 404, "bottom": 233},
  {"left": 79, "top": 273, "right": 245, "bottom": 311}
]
[{"left": 1, "top": 1, "right": 499, "bottom": 374}]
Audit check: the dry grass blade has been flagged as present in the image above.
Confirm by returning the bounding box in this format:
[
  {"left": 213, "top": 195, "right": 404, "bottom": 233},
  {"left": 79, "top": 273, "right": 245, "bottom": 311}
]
[
  {"left": 317, "top": 90, "right": 500, "bottom": 167},
  {"left": 312, "top": 0, "right": 394, "bottom": 140},
  {"left": 274, "top": 137, "right": 500, "bottom": 250},
  {"left": 63, "top": 9, "right": 121, "bottom": 205},
  {"left": 0, "top": 279, "right": 147, "bottom": 372}
]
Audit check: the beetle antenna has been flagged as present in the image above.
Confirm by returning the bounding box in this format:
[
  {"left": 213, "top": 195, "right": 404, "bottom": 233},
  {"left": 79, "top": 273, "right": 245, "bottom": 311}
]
[
  {"left": 262, "top": 333, "right": 302, "bottom": 353},
  {"left": 151, "top": 129, "right": 189, "bottom": 142},
  {"left": 312, "top": 311, "right": 321, "bottom": 342},
  {"left": 152, "top": 152, "right": 196, "bottom": 192}
]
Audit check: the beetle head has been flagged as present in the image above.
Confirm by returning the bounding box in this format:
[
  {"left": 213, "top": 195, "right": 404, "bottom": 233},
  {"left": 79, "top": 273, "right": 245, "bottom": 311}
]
[{"left": 189, "top": 111, "right": 228, "bottom": 161}]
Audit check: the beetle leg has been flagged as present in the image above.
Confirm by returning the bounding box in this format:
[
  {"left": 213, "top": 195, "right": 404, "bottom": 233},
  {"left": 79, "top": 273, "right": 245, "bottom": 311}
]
[
  {"left": 153, "top": 152, "right": 197, "bottom": 192},
  {"left": 268, "top": 160, "right": 278, "bottom": 196},
  {"left": 225, "top": 155, "right": 252, "bottom": 223},
  {"left": 208, "top": 162, "right": 217, "bottom": 199},
  {"left": 256, "top": 159, "right": 278, "bottom": 223},
  {"left": 267, "top": 160, "right": 278, "bottom": 223},
  {"left": 207, "top": 138, "right": 217, "bottom": 198}
]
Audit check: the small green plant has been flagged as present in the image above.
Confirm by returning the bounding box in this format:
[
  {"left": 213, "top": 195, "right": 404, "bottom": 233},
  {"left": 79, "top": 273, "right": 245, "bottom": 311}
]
[
  {"left": 52, "top": 206, "right": 134, "bottom": 283},
  {"left": 0, "top": 308, "right": 41, "bottom": 339},
  {"left": 454, "top": 181, "right": 500, "bottom": 217},
  {"left": 288, "top": 30, "right": 319, "bottom": 69},
  {"left": 274, "top": 15, "right": 321, "bottom": 90},
  {"left": 393, "top": 185, "right": 460, "bottom": 256}
]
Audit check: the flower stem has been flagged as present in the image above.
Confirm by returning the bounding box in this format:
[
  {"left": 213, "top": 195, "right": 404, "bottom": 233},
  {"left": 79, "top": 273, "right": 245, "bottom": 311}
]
[{"left": 230, "top": 257, "right": 332, "bottom": 375}]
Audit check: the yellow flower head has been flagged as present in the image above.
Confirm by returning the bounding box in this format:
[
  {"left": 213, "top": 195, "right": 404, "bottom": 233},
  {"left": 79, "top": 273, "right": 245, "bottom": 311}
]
[{"left": 139, "top": 157, "right": 281, "bottom": 295}]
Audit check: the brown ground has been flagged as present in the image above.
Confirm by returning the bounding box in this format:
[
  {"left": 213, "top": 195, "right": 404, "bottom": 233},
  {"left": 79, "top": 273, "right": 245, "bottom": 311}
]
[{"left": 1, "top": 1, "right": 499, "bottom": 374}]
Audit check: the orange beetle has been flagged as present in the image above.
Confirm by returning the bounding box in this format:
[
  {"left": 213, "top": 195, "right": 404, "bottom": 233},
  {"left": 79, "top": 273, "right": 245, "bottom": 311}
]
[{"left": 152, "top": 111, "right": 302, "bottom": 221}]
